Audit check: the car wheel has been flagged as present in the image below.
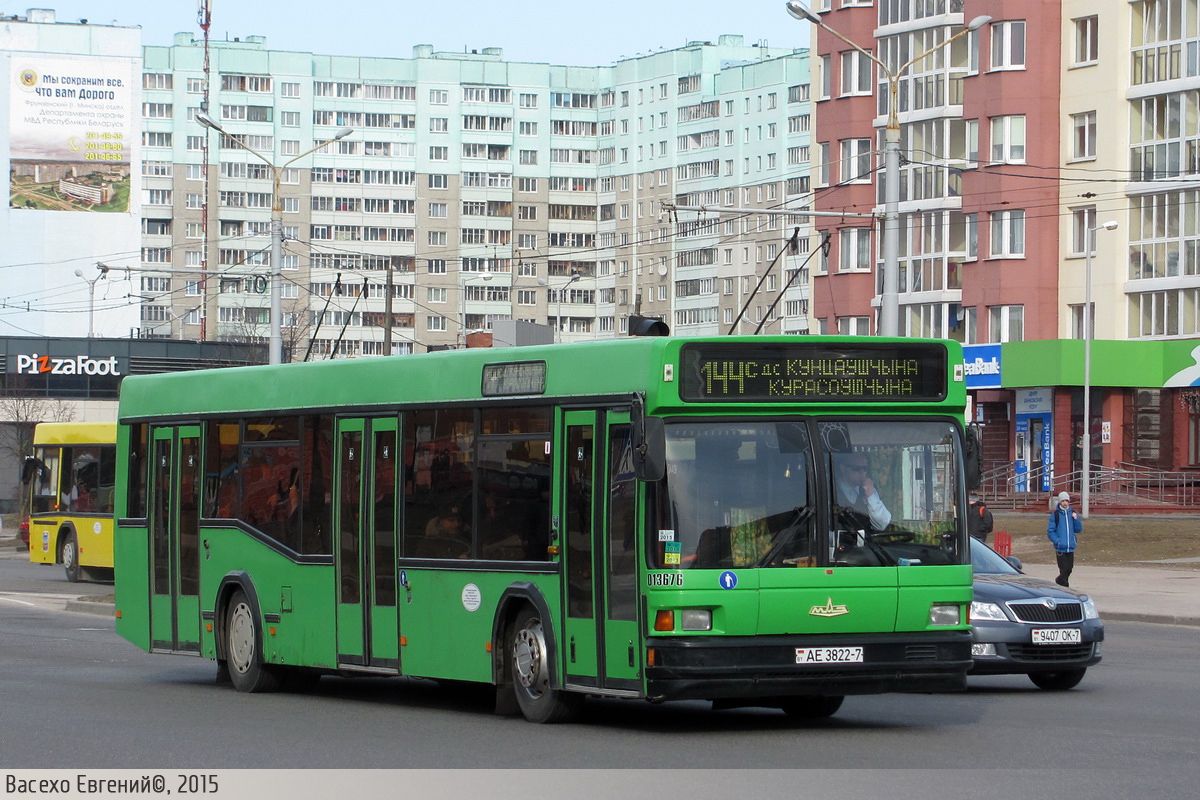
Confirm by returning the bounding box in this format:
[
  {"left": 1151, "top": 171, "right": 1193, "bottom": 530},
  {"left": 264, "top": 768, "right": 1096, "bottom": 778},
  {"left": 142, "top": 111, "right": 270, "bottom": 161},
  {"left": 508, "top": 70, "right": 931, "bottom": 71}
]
[
  {"left": 224, "top": 589, "right": 281, "bottom": 693},
  {"left": 61, "top": 530, "right": 81, "bottom": 583},
  {"left": 1029, "top": 668, "right": 1087, "bottom": 691},
  {"left": 781, "top": 695, "right": 844, "bottom": 719},
  {"left": 510, "top": 606, "right": 581, "bottom": 723}
]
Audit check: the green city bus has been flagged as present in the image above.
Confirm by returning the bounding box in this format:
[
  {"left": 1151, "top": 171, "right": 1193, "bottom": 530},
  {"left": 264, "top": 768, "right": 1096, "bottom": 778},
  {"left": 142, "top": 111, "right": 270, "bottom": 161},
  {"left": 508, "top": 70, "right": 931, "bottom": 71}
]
[{"left": 114, "top": 336, "right": 977, "bottom": 723}]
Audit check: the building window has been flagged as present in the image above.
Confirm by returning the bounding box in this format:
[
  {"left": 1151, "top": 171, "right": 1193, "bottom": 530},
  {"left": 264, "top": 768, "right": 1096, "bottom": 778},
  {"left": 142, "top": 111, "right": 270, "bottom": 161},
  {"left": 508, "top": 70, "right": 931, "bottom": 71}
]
[
  {"left": 820, "top": 54, "right": 832, "bottom": 100},
  {"left": 990, "top": 21, "right": 1026, "bottom": 70},
  {"left": 1070, "top": 206, "right": 1097, "bottom": 256},
  {"left": 1074, "top": 16, "right": 1098, "bottom": 66},
  {"left": 838, "top": 228, "right": 872, "bottom": 272},
  {"left": 840, "top": 138, "right": 872, "bottom": 183},
  {"left": 989, "top": 210, "right": 1026, "bottom": 257},
  {"left": 837, "top": 316, "right": 871, "bottom": 336},
  {"left": 990, "top": 115, "right": 1026, "bottom": 163},
  {"left": 427, "top": 316, "right": 447, "bottom": 332},
  {"left": 1070, "top": 303, "right": 1096, "bottom": 339},
  {"left": 1071, "top": 111, "right": 1097, "bottom": 160},
  {"left": 840, "top": 50, "right": 873, "bottom": 96},
  {"left": 988, "top": 305, "right": 1024, "bottom": 342}
]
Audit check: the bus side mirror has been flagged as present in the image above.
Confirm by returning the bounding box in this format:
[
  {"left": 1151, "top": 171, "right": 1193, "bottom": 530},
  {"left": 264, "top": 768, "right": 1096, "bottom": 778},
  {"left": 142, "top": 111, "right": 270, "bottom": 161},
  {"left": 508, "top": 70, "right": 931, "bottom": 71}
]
[
  {"left": 635, "top": 417, "right": 666, "bottom": 482},
  {"left": 21, "top": 456, "right": 39, "bottom": 486},
  {"left": 964, "top": 424, "right": 982, "bottom": 490},
  {"left": 632, "top": 394, "right": 666, "bottom": 482}
]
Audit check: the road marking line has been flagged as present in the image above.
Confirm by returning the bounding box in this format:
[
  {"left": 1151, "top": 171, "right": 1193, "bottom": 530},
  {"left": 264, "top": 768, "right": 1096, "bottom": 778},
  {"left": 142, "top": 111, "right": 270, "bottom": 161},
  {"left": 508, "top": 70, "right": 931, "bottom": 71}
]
[{"left": 0, "top": 596, "right": 36, "bottom": 607}]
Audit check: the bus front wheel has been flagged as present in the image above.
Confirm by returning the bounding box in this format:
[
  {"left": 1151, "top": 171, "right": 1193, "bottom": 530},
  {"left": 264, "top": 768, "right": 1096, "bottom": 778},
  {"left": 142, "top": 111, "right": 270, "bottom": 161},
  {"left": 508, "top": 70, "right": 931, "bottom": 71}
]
[
  {"left": 224, "top": 589, "right": 280, "bottom": 693},
  {"left": 61, "top": 530, "right": 81, "bottom": 583},
  {"left": 510, "top": 606, "right": 581, "bottom": 724}
]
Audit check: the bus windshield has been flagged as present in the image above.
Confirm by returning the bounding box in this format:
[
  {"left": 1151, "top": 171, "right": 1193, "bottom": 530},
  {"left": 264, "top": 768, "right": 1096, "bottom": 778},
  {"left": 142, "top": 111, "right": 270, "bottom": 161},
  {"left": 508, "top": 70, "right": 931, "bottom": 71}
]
[{"left": 652, "top": 418, "right": 963, "bottom": 569}]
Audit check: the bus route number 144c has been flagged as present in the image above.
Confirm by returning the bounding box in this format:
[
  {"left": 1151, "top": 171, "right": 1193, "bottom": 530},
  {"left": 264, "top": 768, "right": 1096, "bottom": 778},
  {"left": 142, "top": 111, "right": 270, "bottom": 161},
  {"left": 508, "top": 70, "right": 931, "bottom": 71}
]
[{"left": 795, "top": 646, "right": 864, "bottom": 664}]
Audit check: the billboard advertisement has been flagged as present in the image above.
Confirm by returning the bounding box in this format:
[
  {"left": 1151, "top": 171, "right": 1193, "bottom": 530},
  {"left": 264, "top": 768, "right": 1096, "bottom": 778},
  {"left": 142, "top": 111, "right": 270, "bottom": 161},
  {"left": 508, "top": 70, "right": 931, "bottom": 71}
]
[{"left": 9, "top": 55, "right": 134, "bottom": 212}]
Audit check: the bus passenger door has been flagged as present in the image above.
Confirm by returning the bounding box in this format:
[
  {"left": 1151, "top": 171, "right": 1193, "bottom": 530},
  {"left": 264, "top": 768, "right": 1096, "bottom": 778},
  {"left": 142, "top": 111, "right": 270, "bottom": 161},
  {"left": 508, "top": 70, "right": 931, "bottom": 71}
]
[
  {"left": 148, "top": 425, "right": 202, "bottom": 653},
  {"left": 334, "top": 417, "right": 400, "bottom": 672},
  {"left": 560, "top": 410, "right": 642, "bottom": 694}
]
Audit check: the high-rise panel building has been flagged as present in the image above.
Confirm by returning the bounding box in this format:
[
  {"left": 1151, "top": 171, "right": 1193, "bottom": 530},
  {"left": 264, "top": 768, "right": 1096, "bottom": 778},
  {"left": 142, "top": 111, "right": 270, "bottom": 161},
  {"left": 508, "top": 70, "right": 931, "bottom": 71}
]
[
  {"left": 135, "top": 33, "right": 811, "bottom": 356},
  {"left": 805, "top": 0, "right": 1200, "bottom": 481}
]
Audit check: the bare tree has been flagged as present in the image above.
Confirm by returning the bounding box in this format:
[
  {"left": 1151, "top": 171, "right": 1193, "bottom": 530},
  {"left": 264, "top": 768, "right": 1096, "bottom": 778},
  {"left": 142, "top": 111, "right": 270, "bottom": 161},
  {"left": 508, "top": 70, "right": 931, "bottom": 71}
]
[
  {"left": 0, "top": 379, "right": 76, "bottom": 515},
  {"left": 215, "top": 298, "right": 314, "bottom": 363}
]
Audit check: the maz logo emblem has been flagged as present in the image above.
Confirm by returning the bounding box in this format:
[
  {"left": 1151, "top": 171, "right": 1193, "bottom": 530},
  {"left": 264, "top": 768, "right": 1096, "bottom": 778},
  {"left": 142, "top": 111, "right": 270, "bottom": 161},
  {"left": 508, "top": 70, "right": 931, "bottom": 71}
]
[{"left": 809, "top": 597, "right": 849, "bottom": 617}]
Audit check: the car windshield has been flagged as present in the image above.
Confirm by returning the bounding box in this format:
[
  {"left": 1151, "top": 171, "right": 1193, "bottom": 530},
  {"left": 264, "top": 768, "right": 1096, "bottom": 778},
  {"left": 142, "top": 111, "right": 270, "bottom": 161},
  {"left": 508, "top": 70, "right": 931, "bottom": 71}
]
[
  {"left": 970, "top": 537, "right": 1021, "bottom": 575},
  {"left": 650, "top": 418, "right": 966, "bottom": 569}
]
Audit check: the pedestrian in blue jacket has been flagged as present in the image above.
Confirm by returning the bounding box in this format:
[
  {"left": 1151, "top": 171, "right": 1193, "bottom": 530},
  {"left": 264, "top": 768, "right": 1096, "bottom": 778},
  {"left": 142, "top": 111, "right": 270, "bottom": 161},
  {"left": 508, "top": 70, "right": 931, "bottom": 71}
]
[{"left": 1047, "top": 491, "right": 1083, "bottom": 587}]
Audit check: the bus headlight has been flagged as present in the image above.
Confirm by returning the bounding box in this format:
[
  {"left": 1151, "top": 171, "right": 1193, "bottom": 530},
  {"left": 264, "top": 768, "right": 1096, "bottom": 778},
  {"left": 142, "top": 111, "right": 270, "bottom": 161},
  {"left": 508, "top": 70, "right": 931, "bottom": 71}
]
[
  {"left": 929, "top": 603, "right": 961, "bottom": 626},
  {"left": 680, "top": 609, "right": 712, "bottom": 631}
]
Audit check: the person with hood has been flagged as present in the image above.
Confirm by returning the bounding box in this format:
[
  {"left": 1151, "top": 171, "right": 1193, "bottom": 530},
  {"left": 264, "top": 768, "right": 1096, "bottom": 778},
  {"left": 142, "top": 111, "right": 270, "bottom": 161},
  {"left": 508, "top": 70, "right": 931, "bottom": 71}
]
[{"left": 1047, "top": 491, "right": 1083, "bottom": 586}]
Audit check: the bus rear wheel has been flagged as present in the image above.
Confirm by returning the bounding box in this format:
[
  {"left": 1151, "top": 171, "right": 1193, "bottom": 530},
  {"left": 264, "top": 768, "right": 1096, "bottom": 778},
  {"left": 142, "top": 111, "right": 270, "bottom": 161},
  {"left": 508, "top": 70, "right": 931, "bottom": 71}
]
[
  {"left": 781, "top": 695, "right": 844, "bottom": 719},
  {"left": 61, "top": 530, "right": 81, "bottom": 583},
  {"left": 224, "top": 589, "right": 280, "bottom": 693},
  {"left": 510, "top": 606, "right": 581, "bottom": 724}
]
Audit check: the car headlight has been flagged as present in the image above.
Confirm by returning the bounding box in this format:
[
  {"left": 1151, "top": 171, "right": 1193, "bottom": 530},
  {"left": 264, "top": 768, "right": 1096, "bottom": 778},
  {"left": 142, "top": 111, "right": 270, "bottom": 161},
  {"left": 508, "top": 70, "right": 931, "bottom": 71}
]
[
  {"left": 680, "top": 608, "right": 712, "bottom": 631},
  {"left": 1081, "top": 596, "right": 1099, "bottom": 620},
  {"left": 970, "top": 601, "right": 1008, "bottom": 622}
]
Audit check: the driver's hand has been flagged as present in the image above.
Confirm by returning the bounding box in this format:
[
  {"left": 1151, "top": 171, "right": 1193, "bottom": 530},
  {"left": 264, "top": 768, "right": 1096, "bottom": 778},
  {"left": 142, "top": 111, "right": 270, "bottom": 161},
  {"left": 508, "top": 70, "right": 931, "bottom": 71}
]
[{"left": 861, "top": 477, "right": 876, "bottom": 496}]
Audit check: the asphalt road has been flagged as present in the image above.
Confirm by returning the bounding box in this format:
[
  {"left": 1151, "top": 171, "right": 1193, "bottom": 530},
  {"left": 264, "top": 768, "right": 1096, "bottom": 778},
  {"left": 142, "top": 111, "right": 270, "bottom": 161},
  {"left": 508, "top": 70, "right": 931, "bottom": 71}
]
[{"left": 1, "top": 550, "right": 1196, "bottom": 796}]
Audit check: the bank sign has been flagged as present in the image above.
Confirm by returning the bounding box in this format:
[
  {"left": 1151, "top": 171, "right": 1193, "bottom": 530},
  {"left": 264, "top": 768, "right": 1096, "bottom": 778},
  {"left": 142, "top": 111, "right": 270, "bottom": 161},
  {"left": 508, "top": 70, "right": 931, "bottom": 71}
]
[
  {"left": 11, "top": 353, "right": 121, "bottom": 376},
  {"left": 962, "top": 344, "right": 1002, "bottom": 390}
]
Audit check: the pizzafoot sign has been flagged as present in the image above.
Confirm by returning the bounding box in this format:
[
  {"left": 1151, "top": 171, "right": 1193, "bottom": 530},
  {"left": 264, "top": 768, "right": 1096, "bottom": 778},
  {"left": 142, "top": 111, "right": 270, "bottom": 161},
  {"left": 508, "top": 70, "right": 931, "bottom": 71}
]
[{"left": 12, "top": 353, "right": 121, "bottom": 376}]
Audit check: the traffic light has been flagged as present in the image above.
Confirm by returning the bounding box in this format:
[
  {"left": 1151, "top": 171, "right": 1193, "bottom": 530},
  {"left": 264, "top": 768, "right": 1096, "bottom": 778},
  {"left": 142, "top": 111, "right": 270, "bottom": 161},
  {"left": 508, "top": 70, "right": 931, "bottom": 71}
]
[{"left": 628, "top": 316, "right": 669, "bottom": 336}]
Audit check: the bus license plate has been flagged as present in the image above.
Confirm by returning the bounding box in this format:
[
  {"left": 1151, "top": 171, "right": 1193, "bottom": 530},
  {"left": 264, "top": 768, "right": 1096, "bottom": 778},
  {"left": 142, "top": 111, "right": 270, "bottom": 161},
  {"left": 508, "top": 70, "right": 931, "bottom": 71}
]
[
  {"left": 795, "top": 646, "right": 863, "bottom": 664},
  {"left": 1031, "top": 628, "right": 1082, "bottom": 645}
]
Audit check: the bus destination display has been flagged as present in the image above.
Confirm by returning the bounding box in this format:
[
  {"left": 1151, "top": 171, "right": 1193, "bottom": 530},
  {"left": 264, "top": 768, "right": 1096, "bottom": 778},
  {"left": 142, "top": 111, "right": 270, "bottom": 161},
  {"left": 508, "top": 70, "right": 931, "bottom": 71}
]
[{"left": 680, "top": 343, "right": 947, "bottom": 402}]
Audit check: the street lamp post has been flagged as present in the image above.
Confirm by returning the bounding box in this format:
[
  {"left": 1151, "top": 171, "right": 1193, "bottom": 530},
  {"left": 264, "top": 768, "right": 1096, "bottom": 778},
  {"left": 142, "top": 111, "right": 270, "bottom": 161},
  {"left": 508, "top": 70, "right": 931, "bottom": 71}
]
[
  {"left": 74, "top": 263, "right": 108, "bottom": 338},
  {"left": 785, "top": 2, "right": 991, "bottom": 336},
  {"left": 458, "top": 273, "right": 495, "bottom": 348},
  {"left": 1082, "top": 220, "right": 1118, "bottom": 518},
  {"left": 540, "top": 270, "right": 581, "bottom": 343},
  {"left": 195, "top": 111, "right": 352, "bottom": 364}
]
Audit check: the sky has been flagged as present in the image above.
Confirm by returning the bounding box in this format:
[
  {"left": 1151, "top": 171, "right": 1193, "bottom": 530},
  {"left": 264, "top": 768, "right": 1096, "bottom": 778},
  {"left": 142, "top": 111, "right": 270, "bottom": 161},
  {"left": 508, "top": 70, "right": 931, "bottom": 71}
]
[{"left": 26, "top": 0, "right": 810, "bottom": 65}]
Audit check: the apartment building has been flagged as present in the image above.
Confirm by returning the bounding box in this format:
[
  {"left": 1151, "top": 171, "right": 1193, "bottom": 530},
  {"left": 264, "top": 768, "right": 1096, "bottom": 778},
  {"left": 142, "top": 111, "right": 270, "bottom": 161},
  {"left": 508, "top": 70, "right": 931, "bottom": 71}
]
[
  {"left": 132, "top": 33, "right": 812, "bottom": 356},
  {"left": 806, "top": 0, "right": 1200, "bottom": 480}
]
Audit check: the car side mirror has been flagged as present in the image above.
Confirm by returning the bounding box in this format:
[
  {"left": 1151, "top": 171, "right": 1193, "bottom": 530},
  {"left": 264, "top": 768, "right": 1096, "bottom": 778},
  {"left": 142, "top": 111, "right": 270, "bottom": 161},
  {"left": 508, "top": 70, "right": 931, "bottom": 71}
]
[{"left": 1005, "top": 555, "right": 1023, "bottom": 572}]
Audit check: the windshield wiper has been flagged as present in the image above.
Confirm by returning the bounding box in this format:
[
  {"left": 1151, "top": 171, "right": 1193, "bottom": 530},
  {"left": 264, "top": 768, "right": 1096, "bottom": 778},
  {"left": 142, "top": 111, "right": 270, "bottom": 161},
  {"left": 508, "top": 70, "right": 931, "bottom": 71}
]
[{"left": 755, "top": 506, "right": 814, "bottom": 567}]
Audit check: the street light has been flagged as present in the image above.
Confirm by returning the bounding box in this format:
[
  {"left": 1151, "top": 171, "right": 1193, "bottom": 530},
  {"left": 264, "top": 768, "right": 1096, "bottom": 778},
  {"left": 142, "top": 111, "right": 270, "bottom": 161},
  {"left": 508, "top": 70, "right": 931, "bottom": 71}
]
[
  {"left": 195, "top": 110, "right": 352, "bottom": 364},
  {"left": 786, "top": 2, "right": 991, "bottom": 336},
  {"left": 458, "top": 272, "right": 494, "bottom": 348},
  {"left": 1082, "top": 220, "right": 1118, "bottom": 519},
  {"left": 539, "top": 270, "right": 581, "bottom": 343},
  {"left": 73, "top": 263, "right": 108, "bottom": 338}
]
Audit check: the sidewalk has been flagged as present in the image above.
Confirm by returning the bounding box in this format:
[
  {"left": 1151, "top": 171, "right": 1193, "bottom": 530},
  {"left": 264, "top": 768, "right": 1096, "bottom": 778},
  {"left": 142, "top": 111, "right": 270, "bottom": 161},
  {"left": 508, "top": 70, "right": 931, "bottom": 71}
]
[{"left": 1017, "top": 561, "right": 1200, "bottom": 627}]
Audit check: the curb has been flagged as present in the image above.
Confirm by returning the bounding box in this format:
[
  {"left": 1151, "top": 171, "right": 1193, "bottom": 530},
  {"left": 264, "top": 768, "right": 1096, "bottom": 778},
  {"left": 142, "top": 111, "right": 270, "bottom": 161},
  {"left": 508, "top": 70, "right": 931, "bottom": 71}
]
[
  {"left": 64, "top": 599, "right": 115, "bottom": 618},
  {"left": 1102, "top": 611, "right": 1200, "bottom": 628}
]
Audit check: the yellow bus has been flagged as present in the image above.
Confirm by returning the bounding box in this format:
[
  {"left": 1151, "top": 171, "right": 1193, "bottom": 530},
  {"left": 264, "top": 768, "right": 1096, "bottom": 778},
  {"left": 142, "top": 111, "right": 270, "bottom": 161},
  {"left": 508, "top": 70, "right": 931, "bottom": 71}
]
[{"left": 22, "top": 422, "right": 117, "bottom": 582}]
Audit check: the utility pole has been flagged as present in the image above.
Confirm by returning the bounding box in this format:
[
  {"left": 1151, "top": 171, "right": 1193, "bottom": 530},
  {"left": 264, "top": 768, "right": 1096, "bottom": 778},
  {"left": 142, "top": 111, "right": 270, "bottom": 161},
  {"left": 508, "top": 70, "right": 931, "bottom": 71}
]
[{"left": 384, "top": 263, "right": 394, "bottom": 356}]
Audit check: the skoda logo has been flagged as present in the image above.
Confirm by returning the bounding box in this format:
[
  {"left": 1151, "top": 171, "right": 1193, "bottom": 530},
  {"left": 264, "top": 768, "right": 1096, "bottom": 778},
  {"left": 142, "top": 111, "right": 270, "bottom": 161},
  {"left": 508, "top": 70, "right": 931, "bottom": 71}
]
[{"left": 1042, "top": 598, "right": 1057, "bottom": 610}]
